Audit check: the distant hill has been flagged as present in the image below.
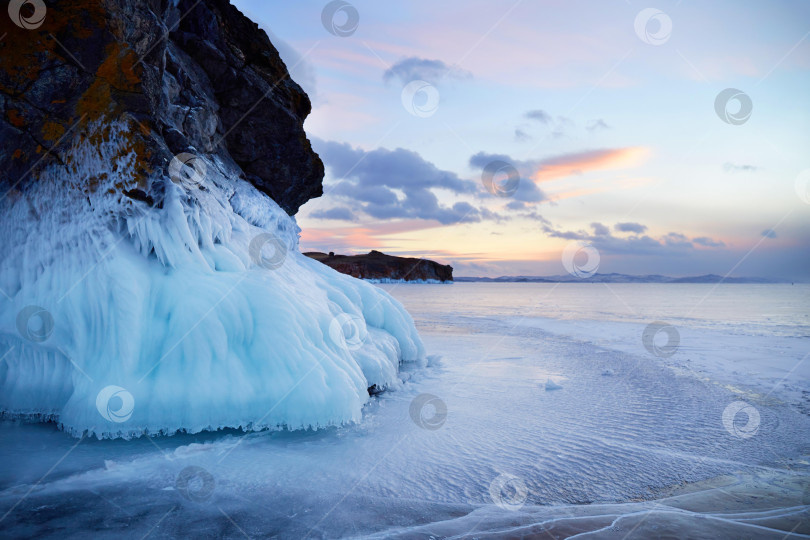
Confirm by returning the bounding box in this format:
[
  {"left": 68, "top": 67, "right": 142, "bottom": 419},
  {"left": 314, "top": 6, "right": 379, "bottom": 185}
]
[
  {"left": 305, "top": 250, "right": 453, "bottom": 282},
  {"left": 455, "top": 273, "right": 784, "bottom": 284}
]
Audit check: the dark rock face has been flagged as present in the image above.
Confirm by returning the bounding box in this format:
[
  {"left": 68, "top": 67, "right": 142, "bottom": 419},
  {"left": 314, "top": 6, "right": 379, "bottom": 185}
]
[
  {"left": 305, "top": 250, "right": 453, "bottom": 282},
  {"left": 0, "top": 0, "right": 323, "bottom": 214}
]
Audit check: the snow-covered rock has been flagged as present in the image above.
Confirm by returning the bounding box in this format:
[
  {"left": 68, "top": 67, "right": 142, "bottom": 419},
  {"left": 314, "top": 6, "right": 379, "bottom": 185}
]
[
  {"left": 0, "top": 0, "right": 425, "bottom": 438},
  {"left": 0, "top": 123, "right": 425, "bottom": 438}
]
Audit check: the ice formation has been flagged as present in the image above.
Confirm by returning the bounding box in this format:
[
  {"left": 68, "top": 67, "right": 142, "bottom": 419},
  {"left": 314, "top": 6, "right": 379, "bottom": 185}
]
[{"left": 0, "top": 123, "right": 425, "bottom": 438}]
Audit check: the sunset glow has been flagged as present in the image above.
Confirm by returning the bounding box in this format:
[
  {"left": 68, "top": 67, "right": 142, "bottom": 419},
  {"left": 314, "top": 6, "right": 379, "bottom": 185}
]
[{"left": 235, "top": 0, "right": 810, "bottom": 279}]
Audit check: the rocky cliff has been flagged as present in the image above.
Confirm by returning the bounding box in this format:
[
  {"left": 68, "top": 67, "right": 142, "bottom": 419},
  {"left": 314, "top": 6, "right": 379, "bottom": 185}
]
[
  {"left": 0, "top": 1, "right": 426, "bottom": 439},
  {"left": 305, "top": 250, "right": 454, "bottom": 282},
  {"left": 0, "top": 0, "right": 323, "bottom": 214}
]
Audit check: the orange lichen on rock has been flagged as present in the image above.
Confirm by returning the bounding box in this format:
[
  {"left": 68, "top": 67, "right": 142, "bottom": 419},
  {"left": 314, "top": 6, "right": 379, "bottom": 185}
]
[
  {"left": 76, "top": 77, "right": 112, "bottom": 119},
  {"left": 77, "top": 43, "right": 142, "bottom": 122},
  {"left": 6, "top": 110, "right": 26, "bottom": 128},
  {"left": 42, "top": 121, "right": 66, "bottom": 142},
  {"left": 96, "top": 42, "right": 142, "bottom": 92},
  {"left": 86, "top": 172, "right": 109, "bottom": 194},
  {"left": 0, "top": 36, "right": 46, "bottom": 91}
]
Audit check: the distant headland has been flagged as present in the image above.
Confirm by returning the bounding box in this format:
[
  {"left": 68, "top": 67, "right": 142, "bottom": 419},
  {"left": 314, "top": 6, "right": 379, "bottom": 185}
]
[{"left": 304, "top": 250, "right": 453, "bottom": 283}]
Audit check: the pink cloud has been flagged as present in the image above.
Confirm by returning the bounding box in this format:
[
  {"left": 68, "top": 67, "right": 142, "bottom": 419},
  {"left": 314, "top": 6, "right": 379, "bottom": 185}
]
[{"left": 531, "top": 147, "right": 650, "bottom": 183}]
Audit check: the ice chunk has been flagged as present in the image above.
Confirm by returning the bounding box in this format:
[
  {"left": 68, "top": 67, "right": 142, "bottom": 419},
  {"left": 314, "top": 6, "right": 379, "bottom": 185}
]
[{"left": 0, "top": 123, "right": 425, "bottom": 439}]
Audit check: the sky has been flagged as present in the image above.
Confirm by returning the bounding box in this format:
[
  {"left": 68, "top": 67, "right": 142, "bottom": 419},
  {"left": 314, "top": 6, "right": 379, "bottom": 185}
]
[{"left": 232, "top": 0, "right": 810, "bottom": 280}]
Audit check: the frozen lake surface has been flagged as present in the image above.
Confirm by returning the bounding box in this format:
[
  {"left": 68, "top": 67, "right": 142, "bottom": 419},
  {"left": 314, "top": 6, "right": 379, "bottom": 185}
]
[{"left": 1, "top": 283, "right": 809, "bottom": 538}]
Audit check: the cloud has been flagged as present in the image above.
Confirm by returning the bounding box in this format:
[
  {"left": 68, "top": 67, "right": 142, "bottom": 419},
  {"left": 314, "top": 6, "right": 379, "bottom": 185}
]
[
  {"left": 469, "top": 147, "right": 647, "bottom": 202},
  {"left": 761, "top": 229, "right": 777, "bottom": 239},
  {"left": 506, "top": 201, "right": 527, "bottom": 210},
  {"left": 521, "top": 111, "right": 579, "bottom": 137},
  {"left": 524, "top": 210, "right": 551, "bottom": 224},
  {"left": 693, "top": 236, "right": 725, "bottom": 248},
  {"left": 664, "top": 232, "right": 692, "bottom": 248},
  {"left": 514, "top": 128, "right": 531, "bottom": 142},
  {"left": 330, "top": 182, "right": 399, "bottom": 205},
  {"left": 591, "top": 222, "right": 610, "bottom": 236},
  {"left": 586, "top": 119, "right": 610, "bottom": 132},
  {"left": 311, "top": 140, "right": 644, "bottom": 229},
  {"left": 382, "top": 57, "right": 471, "bottom": 85},
  {"left": 362, "top": 191, "right": 492, "bottom": 224},
  {"left": 524, "top": 109, "right": 552, "bottom": 123},
  {"left": 310, "top": 207, "right": 357, "bottom": 221},
  {"left": 468, "top": 152, "right": 547, "bottom": 203},
  {"left": 723, "top": 162, "right": 758, "bottom": 173},
  {"left": 317, "top": 139, "right": 476, "bottom": 194},
  {"left": 615, "top": 222, "right": 647, "bottom": 234},
  {"left": 532, "top": 147, "right": 649, "bottom": 182},
  {"left": 541, "top": 221, "right": 726, "bottom": 256},
  {"left": 313, "top": 139, "right": 502, "bottom": 225},
  {"left": 469, "top": 152, "right": 512, "bottom": 169}
]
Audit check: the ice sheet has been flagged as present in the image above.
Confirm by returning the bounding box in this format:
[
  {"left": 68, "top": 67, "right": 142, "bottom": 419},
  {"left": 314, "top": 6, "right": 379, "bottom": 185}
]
[{"left": 1, "top": 295, "right": 808, "bottom": 537}]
